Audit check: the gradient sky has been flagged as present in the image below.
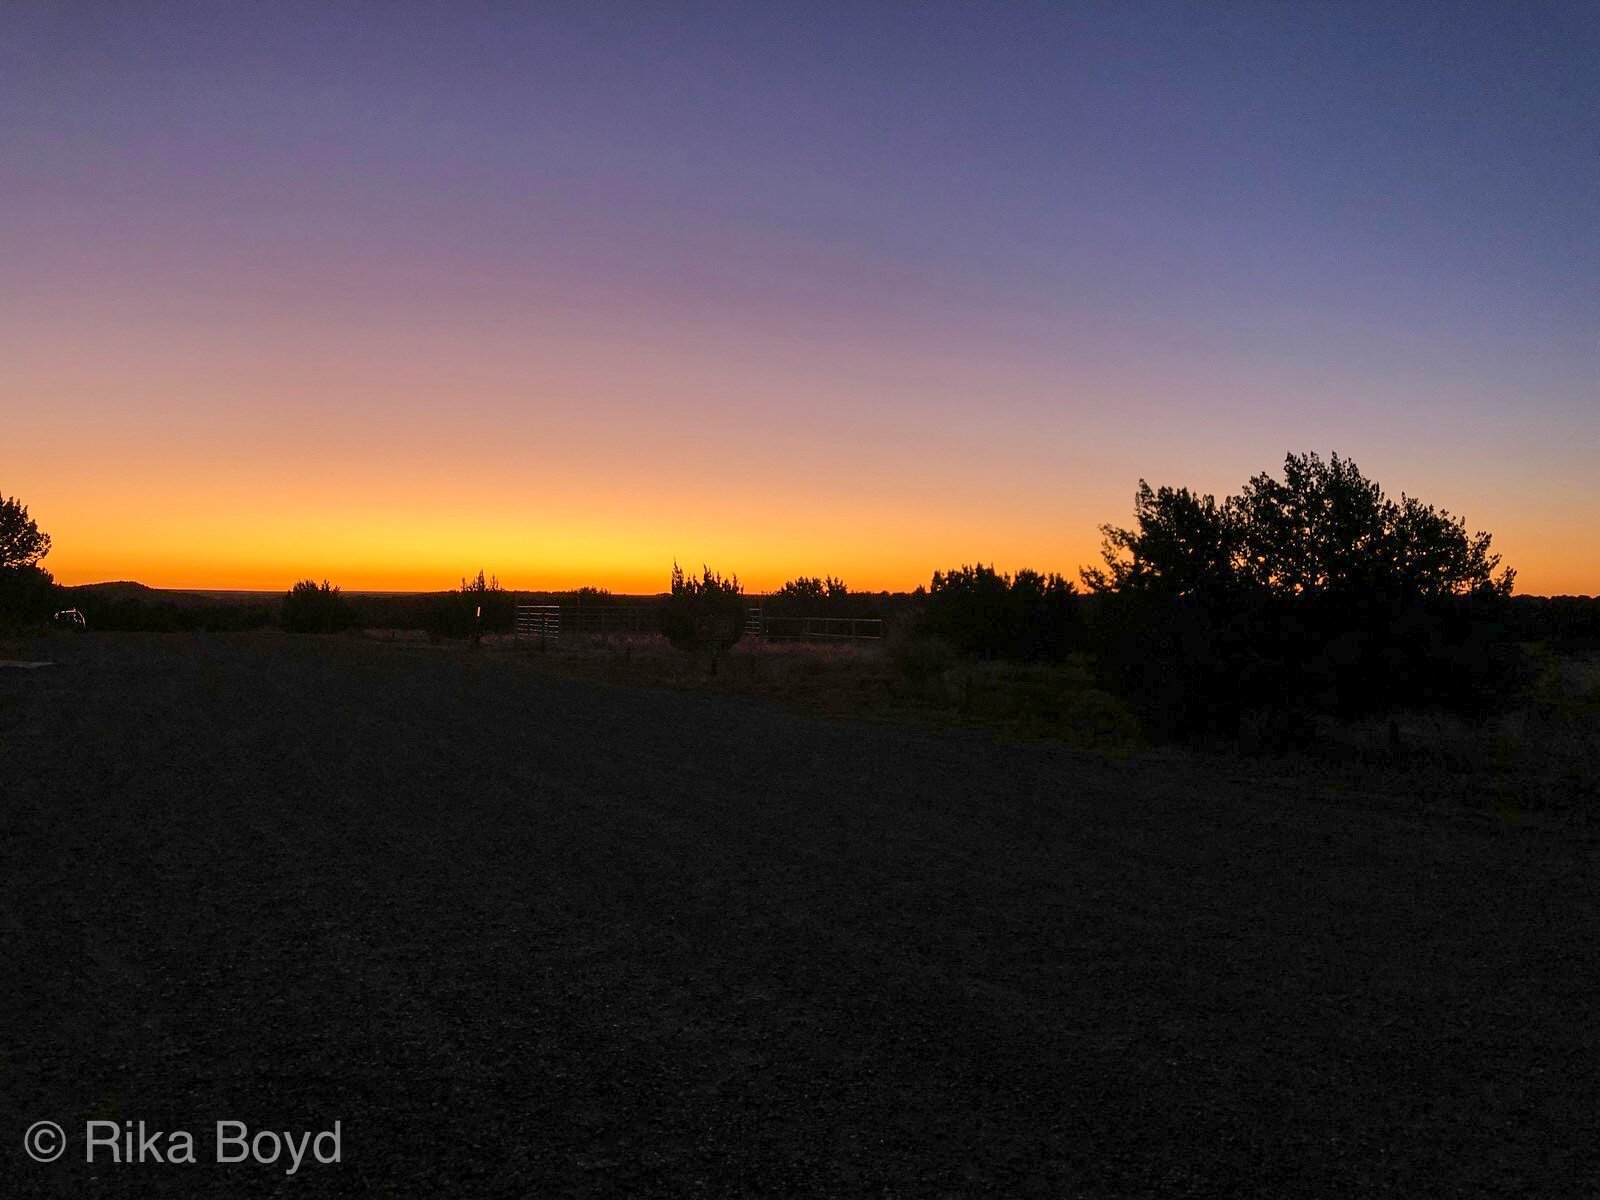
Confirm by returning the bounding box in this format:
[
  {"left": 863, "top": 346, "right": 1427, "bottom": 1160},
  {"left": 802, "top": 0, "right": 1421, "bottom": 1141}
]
[{"left": 4, "top": 2, "right": 1596, "bottom": 594}]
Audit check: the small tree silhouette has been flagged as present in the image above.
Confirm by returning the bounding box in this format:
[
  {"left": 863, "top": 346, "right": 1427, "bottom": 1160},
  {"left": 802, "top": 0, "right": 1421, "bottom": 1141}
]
[
  {"left": 772, "top": 576, "right": 848, "bottom": 606},
  {"left": 427, "top": 570, "right": 515, "bottom": 640},
  {"left": 924, "top": 564, "right": 1080, "bottom": 660},
  {"left": 661, "top": 562, "right": 743, "bottom": 671},
  {"left": 282, "top": 580, "right": 355, "bottom": 633}
]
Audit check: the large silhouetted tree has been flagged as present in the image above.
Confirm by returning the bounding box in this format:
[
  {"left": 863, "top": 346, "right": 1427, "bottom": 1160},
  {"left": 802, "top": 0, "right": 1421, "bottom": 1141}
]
[
  {"left": 0, "top": 491, "right": 51, "bottom": 571},
  {"left": 1084, "top": 453, "right": 1513, "bottom": 602},
  {"left": 0, "top": 490, "right": 57, "bottom": 624},
  {"left": 1229, "top": 452, "right": 1513, "bottom": 601},
  {"left": 1082, "top": 454, "right": 1518, "bottom": 734}
]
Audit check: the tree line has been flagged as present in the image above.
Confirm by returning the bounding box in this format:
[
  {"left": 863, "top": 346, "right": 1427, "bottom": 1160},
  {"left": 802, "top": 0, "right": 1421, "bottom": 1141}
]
[{"left": 6, "top": 452, "right": 1593, "bottom": 745}]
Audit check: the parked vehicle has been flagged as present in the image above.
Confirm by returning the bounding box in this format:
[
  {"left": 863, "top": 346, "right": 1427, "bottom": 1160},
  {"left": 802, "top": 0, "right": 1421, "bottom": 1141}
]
[{"left": 52, "top": 608, "right": 87, "bottom": 630}]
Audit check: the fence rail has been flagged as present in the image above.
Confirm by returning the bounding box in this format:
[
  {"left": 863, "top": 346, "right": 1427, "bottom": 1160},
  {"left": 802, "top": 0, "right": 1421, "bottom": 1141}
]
[
  {"left": 756, "top": 615, "right": 884, "bottom": 641},
  {"left": 514, "top": 604, "right": 884, "bottom": 643},
  {"left": 514, "top": 605, "right": 561, "bottom": 644},
  {"left": 558, "top": 605, "right": 658, "bottom": 635}
]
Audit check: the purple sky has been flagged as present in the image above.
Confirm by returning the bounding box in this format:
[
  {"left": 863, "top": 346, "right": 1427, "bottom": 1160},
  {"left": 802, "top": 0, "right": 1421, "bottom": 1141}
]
[{"left": 4, "top": 3, "right": 1596, "bottom": 591}]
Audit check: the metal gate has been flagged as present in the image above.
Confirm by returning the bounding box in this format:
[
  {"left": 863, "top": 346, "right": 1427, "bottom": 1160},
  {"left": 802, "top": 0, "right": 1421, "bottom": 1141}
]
[{"left": 514, "top": 605, "right": 561, "bottom": 645}]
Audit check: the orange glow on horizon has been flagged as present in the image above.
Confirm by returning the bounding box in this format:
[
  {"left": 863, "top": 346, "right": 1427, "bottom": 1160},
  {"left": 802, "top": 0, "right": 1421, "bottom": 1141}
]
[
  {"left": 8, "top": 266, "right": 1594, "bottom": 600},
  {"left": 19, "top": 476, "right": 1595, "bottom": 599}
]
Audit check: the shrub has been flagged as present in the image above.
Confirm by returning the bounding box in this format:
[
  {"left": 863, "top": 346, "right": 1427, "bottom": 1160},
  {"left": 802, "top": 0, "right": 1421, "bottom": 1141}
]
[
  {"left": 282, "top": 579, "right": 356, "bottom": 633},
  {"left": 661, "top": 562, "right": 744, "bottom": 669},
  {"left": 426, "top": 571, "right": 515, "bottom": 640},
  {"left": 888, "top": 635, "right": 957, "bottom": 687},
  {"left": 0, "top": 564, "right": 58, "bottom": 629},
  {"left": 766, "top": 575, "right": 880, "bottom": 617},
  {"left": 922, "top": 564, "right": 1082, "bottom": 661}
]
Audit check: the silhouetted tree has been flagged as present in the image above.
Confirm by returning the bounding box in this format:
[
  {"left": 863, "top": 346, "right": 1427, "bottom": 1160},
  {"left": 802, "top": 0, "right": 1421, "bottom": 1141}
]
[
  {"left": 0, "top": 489, "right": 58, "bottom": 625},
  {"left": 766, "top": 574, "right": 878, "bottom": 619},
  {"left": 921, "top": 564, "right": 1080, "bottom": 661},
  {"left": 1080, "top": 483, "right": 1239, "bottom": 601},
  {"left": 661, "top": 562, "right": 744, "bottom": 670},
  {"left": 1011, "top": 569, "right": 1083, "bottom": 662},
  {"left": 926, "top": 564, "right": 1018, "bottom": 658},
  {"left": 772, "top": 576, "right": 848, "bottom": 606},
  {"left": 0, "top": 491, "right": 51, "bottom": 570},
  {"left": 1082, "top": 453, "right": 1519, "bottom": 738},
  {"left": 1084, "top": 454, "right": 1512, "bottom": 604},
  {"left": 429, "top": 570, "right": 515, "bottom": 639},
  {"left": 1229, "top": 452, "right": 1513, "bottom": 602},
  {"left": 282, "top": 580, "right": 356, "bottom": 633}
]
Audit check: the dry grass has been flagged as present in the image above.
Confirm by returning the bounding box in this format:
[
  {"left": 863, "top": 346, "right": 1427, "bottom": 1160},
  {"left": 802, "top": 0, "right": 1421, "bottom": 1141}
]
[
  {"left": 1287, "top": 650, "right": 1600, "bottom": 821},
  {"left": 480, "top": 633, "right": 1144, "bottom": 751},
  {"left": 390, "top": 629, "right": 1600, "bottom": 821}
]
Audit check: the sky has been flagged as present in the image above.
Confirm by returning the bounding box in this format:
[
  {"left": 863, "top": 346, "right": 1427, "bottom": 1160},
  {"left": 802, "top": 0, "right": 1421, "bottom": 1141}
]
[{"left": 3, "top": 2, "right": 1596, "bottom": 594}]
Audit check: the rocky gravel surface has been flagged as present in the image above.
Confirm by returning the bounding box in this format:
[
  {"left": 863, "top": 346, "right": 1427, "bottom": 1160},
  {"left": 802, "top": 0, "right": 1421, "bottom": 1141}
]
[{"left": 2, "top": 633, "right": 1596, "bottom": 1196}]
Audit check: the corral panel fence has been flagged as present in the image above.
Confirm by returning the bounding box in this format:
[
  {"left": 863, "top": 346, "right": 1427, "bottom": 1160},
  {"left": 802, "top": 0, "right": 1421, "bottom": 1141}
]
[
  {"left": 560, "top": 605, "right": 659, "bottom": 636},
  {"left": 514, "top": 601, "right": 882, "bottom": 643},
  {"left": 514, "top": 605, "right": 561, "bottom": 645},
  {"left": 754, "top": 614, "right": 884, "bottom": 641}
]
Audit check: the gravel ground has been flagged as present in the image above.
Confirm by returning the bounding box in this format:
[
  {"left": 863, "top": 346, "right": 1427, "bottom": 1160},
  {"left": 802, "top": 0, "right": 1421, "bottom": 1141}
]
[{"left": 2, "top": 633, "right": 1596, "bottom": 1197}]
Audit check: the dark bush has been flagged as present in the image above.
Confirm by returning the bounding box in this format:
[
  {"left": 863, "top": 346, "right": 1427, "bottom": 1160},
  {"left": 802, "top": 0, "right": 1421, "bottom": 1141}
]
[
  {"left": 1506, "top": 595, "right": 1600, "bottom": 651},
  {"left": 765, "top": 575, "right": 883, "bottom": 617},
  {"left": 922, "top": 564, "right": 1082, "bottom": 661},
  {"left": 426, "top": 571, "right": 515, "bottom": 640},
  {"left": 282, "top": 579, "right": 356, "bottom": 633},
  {"left": 0, "top": 489, "right": 58, "bottom": 629},
  {"left": 886, "top": 628, "right": 957, "bottom": 686},
  {"left": 661, "top": 562, "right": 744, "bottom": 668},
  {"left": 0, "top": 564, "right": 58, "bottom": 629}
]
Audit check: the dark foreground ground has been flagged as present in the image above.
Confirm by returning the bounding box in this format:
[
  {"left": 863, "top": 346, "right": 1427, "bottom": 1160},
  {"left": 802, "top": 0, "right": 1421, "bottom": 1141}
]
[{"left": 2, "top": 633, "right": 1595, "bottom": 1197}]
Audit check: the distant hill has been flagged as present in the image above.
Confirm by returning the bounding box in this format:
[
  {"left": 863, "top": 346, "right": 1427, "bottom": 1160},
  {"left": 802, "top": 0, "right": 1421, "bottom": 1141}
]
[{"left": 62, "top": 582, "right": 280, "bottom": 608}]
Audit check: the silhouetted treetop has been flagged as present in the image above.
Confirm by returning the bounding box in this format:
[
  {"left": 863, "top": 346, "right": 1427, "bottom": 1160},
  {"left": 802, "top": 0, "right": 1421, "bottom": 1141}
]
[
  {"left": 662, "top": 562, "right": 744, "bottom": 667},
  {"left": 0, "top": 489, "right": 51, "bottom": 571},
  {"left": 773, "top": 576, "right": 849, "bottom": 605},
  {"left": 1084, "top": 453, "right": 1514, "bottom": 602},
  {"left": 1080, "top": 484, "right": 1236, "bottom": 600},
  {"left": 460, "top": 570, "right": 504, "bottom": 595},
  {"left": 282, "top": 579, "right": 355, "bottom": 633},
  {"left": 924, "top": 563, "right": 1080, "bottom": 660}
]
